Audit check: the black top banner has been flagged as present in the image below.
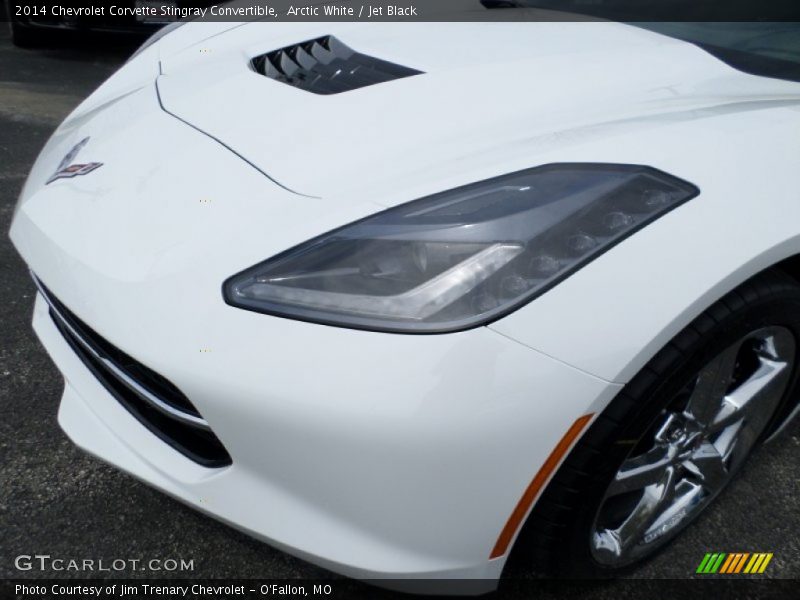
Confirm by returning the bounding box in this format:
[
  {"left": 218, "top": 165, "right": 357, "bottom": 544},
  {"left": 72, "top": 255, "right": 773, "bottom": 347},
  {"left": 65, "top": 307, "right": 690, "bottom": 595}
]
[{"left": 3, "top": 0, "right": 800, "bottom": 23}]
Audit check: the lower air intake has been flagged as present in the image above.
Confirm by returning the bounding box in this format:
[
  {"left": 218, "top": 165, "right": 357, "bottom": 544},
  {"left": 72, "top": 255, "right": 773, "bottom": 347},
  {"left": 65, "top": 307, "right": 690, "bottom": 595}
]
[
  {"left": 34, "top": 276, "right": 232, "bottom": 468},
  {"left": 252, "top": 35, "right": 422, "bottom": 94}
]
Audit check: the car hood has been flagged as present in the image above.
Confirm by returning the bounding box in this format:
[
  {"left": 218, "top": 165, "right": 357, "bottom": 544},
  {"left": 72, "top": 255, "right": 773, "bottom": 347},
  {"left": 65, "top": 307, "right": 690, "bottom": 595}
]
[{"left": 156, "top": 19, "right": 800, "bottom": 200}]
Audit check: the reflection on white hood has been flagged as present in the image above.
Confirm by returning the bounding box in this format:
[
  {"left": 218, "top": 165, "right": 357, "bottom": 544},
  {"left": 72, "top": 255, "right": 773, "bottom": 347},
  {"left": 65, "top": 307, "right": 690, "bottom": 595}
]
[{"left": 155, "top": 20, "right": 800, "bottom": 199}]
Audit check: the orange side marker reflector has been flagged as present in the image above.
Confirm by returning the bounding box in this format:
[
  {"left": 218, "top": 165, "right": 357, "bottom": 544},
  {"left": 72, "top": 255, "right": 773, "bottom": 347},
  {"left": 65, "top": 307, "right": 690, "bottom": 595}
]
[{"left": 489, "top": 413, "right": 594, "bottom": 559}]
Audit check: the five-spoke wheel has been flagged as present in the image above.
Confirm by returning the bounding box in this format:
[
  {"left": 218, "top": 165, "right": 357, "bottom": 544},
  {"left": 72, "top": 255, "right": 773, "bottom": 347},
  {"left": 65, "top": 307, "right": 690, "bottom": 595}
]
[{"left": 591, "top": 327, "right": 795, "bottom": 565}]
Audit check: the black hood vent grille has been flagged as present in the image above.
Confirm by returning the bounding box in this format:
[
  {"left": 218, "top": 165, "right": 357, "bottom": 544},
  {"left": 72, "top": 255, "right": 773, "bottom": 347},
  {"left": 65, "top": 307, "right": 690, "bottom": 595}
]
[{"left": 252, "top": 35, "right": 422, "bottom": 94}]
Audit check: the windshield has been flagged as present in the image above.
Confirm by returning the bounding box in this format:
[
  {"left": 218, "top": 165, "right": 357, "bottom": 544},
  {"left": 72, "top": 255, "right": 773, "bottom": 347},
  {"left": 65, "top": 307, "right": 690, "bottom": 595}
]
[
  {"left": 634, "top": 22, "right": 800, "bottom": 82},
  {"left": 483, "top": 2, "right": 800, "bottom": 82}
]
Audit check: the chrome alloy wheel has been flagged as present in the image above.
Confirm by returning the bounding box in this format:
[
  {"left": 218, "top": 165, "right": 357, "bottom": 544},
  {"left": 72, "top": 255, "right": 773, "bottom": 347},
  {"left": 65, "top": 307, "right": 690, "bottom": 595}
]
[{"left": 590, "top": 326, "right": 796, "bottom": 566}]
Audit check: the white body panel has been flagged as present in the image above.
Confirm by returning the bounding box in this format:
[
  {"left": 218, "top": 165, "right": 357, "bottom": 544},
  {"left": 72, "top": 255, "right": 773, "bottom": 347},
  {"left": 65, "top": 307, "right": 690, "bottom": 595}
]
[{"left": 8, "top": 18, "right": 800, "bottom": 587}]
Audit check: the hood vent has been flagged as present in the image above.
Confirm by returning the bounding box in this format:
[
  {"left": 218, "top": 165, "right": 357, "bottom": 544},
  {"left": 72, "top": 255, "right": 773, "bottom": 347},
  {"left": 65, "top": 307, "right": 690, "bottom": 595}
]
[{"left": 252, "top": 35, "right": 422, "bottom": 95}]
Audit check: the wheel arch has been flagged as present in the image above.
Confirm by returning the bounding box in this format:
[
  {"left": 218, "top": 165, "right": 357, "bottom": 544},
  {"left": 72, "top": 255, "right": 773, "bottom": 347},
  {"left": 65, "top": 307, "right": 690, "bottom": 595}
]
[{"left": 503, "top": 263, "right": 800, "bottom": 576}]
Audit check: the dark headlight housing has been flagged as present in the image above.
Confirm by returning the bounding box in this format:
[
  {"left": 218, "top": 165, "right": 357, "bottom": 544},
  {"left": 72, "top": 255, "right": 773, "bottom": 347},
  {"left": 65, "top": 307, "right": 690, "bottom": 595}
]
[{"left": 224, "top": 164, "right": 699, "bottom": 333}]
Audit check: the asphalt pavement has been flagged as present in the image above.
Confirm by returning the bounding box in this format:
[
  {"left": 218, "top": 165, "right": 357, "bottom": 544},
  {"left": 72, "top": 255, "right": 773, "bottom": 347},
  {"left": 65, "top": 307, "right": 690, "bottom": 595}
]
[{"left": 0, "top": 24, "right": 798, "bottom": 598}]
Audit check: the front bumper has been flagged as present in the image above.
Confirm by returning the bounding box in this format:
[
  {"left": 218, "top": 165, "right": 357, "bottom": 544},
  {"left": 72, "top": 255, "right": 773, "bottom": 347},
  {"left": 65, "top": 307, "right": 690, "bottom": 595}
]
[{"left": 30, "top": 286, "right": 619, "bottom": 586}]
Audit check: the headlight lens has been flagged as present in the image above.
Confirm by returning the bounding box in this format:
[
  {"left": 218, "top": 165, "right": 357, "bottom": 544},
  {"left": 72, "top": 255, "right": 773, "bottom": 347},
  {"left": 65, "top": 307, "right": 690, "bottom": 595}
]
[{"left": 224, "top": 164, "right": 698, "bottom": 333}]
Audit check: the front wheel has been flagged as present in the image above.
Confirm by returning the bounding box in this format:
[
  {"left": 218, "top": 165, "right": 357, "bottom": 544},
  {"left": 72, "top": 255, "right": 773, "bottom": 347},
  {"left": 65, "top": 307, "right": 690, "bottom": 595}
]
[{"left": 510, "top": 268, "right": 800, "bottom": 577}]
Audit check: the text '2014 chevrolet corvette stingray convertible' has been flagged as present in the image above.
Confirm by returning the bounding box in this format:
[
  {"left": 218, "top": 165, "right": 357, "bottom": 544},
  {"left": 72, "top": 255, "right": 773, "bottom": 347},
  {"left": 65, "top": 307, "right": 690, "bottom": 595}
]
[{"left": 9, "top": 1, "right": 800, "bottom": 593}]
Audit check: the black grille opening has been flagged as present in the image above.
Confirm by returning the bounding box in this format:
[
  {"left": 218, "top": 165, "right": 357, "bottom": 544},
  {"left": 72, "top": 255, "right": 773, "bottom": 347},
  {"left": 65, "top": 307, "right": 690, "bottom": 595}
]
[
  {"left": 252, "top": 35, "right": 422, "bottom": 94},
  {"left": 38, "top": 280, "right": 231, "bottom": 468}
]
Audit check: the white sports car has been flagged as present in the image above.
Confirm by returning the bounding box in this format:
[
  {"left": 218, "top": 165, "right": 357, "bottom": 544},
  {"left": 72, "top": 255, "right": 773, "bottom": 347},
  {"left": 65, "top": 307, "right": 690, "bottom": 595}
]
[{"left": 9, "top": 1, "right": 800, "bottom": 591}]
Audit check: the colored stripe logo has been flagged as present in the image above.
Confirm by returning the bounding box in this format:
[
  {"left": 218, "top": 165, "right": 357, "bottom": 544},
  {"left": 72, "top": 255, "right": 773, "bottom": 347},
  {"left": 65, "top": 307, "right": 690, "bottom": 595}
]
[{"left": 696, "top": 552, "right": 773, "bottom": 574}]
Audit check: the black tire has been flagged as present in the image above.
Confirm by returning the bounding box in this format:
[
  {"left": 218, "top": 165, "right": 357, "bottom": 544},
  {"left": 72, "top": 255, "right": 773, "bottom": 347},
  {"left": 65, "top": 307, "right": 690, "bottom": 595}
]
[{"left": 507, "top": 267, "right": 800, "bottom": 578}]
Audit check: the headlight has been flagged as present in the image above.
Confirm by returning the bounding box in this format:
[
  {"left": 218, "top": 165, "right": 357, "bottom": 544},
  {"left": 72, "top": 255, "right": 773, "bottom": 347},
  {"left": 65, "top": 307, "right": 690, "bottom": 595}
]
[{"left": 224, "top": 164, "right": 698, "bottom": 333}]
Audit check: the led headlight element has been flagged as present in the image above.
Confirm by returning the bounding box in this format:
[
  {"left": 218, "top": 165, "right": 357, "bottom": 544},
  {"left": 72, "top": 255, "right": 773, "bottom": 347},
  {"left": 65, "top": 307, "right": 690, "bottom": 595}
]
[{"left": 224, "top": 164, "right": 698, "bottom": 332}]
